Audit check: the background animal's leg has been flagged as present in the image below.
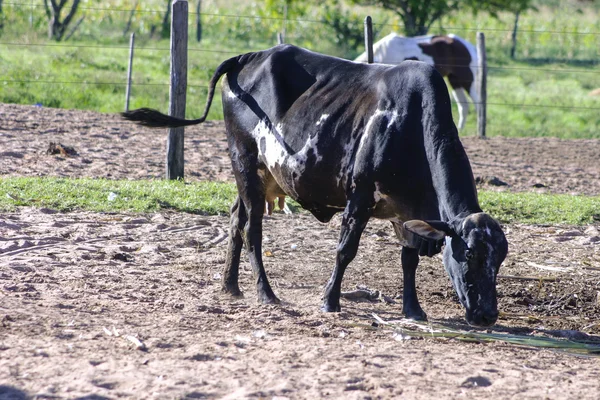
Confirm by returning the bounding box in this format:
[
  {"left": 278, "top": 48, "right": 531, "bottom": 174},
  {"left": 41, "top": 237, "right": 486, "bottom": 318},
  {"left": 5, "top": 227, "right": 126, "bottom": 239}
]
[
  {"left": 401, "top": 246, "right": 427, "bottom": 321},
  {"left": 265, "top": 199, "right": 275, "bottom": 215},
  {"left": 468, "top": 83, "right": 480, "bottom": 119},
  {"left": 277, "top": 196, "right": 286, "bottom": 212},
  {"left": 322, "top": 195, "right": 373, "bottom": 312},
  {"left": 222, "top": 195, "right": 245, "bottom": 297},
  {"left": 450, "top": 87, "right": 469, "bottom": 131}
]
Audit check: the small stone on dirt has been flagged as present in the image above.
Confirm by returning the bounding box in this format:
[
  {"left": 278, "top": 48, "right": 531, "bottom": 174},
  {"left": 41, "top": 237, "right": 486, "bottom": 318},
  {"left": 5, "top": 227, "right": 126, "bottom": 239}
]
[
  {"left": 461, "top": 375, "right": 492, "bottom": 388},
  {"left": 46, "top": 142, "right": 77, "bottom": 157},
  {"left": 475, "top": 176, "right": 508, "bottom": 186},
  {"left": 111, "top": 252, "right": 133, "bottom": 262}
]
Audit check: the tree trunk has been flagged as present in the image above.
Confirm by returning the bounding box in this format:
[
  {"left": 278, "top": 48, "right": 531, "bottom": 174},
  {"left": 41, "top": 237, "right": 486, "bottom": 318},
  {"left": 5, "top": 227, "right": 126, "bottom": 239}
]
[
  {"left": 0, "top": 0, "right": 4, "bottom": 34},
  {"left": 46, "top": 0, "right": 82, "bottom": 41},
  {"left": 161, "top": 0, "right": 171, "bottom": 39},
  {"left": 401, "top": 13, "right": 419, "bottom": 36},
  {"left": 196, "top": 0, "right": 202, "bottom": 42},
  {"left": 399, "top": 7, "right": 429, "bottom": 36},
  {"left": 0, "top": 0, "right": 4, "bottom": 31},
  {"left": 123, "top": 0, "right": 139, "bottom": 37},
  {"left": 510, "top": 10, "right": 520, "bottom": 59}
]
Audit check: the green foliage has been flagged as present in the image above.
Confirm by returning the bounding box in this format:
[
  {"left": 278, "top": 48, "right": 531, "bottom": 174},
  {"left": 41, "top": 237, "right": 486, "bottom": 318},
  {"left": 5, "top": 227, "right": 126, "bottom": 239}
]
[
  {"left": 1, "top": 177, "right": 598, "bottom": 226},
  {"left": 348, "top": 0, "right": 535, "bottom": 35},
  {"left": 321, "top": 0, "right": 366, "bottom": 57}
]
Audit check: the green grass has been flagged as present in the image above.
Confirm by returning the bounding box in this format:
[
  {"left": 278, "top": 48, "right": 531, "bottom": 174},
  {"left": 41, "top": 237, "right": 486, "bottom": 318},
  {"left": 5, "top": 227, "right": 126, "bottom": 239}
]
[
  {"left": 0, "top": 177, "right": 237, "bottom": 215},
  {"left": 0, "top": 1, "right": 599, "bottom": 138},
  {"left": 479, "top": 190, "right": 600, "bottom": 225},
  {"left": 1, "top": 177, "right": 599, "bottom": 225}
]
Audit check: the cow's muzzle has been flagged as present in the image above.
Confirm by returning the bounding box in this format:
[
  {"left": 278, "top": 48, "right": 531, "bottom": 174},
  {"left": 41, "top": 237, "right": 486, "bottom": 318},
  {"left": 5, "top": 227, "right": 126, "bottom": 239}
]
[{"left": 466, "top": 308, "right": 499, "bottom": 327}]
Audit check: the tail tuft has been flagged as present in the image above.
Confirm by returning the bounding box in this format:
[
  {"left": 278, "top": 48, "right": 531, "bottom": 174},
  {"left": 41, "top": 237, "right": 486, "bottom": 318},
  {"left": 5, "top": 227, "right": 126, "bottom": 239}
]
[{"left": 121, "top": 108, "right": 188, "bottom": 128}]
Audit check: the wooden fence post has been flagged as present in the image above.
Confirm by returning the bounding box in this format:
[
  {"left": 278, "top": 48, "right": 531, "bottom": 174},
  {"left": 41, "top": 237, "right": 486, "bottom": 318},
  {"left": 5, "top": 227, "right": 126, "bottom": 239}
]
[
  {"left": 166, "top": 0, "right": 188, "bottom": 180},
  {"left": 364, "top": 16, "right": 373, "bottom": 64},
  {"left": 124, "top": 32, "right": 135, "bottom": 112},
  {"left": 476, "top": 32, "right": 487, "bottom": 138}
]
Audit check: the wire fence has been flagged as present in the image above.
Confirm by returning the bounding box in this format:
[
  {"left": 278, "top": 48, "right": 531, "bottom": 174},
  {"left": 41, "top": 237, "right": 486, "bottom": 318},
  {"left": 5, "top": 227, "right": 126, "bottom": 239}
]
[{"left": 1, "top": 1, "right": 600, "bottom": 131}]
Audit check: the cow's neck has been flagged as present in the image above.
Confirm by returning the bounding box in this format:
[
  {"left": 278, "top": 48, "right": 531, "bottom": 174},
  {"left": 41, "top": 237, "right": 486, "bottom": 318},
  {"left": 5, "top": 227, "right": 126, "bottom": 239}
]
[{"left": 427, "top": 135, "right": 482, "bottom": 222}]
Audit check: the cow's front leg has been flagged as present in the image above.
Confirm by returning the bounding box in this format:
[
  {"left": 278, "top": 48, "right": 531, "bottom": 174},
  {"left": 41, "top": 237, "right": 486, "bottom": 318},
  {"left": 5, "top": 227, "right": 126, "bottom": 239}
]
[
  {"left": 401, "top": 247, "right": 427, "bottom": 321},
  {"left": 322, "top": 196, "right": 372, "bottom": 312},
  {"left": 222, "top": 196, "right": 245, "bottom": 297}
]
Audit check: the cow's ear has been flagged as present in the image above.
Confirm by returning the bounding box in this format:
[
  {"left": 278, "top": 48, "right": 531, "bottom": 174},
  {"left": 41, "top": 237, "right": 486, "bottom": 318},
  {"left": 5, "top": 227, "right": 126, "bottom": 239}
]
[{"left": 403, "top": 220, "right": 453, "bottom": 241}]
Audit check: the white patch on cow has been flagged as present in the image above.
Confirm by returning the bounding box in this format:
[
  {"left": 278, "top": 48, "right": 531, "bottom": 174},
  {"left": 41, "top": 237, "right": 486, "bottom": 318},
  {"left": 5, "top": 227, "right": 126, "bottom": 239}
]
[
  {"left": 225, "top": 89, "right": 237, "bottom": 100},
  {"left": 355, "top": 33, "right": 435, "bottom": 65},
  {"left": 356, "top": 109, "right": 399, "bottom": 158},
  {"left": 374, "top": 190, "right": 382, "bottom": 203},
  {"left": 316, "top": 114, "right": 329, "bottom": 126},
  {"left": 336, "top": 109, "right": 399, "bottom": 188},
  {"left": 252, "top": 120, "right": 286, "bottom": 170},
  {"left": 251, "top": 120, "right": 323, "bottom": 175},
  {"left": 336, "top": 139, "right": 356, "bottom": 187},
  {"left": 373, "top": 182, "right": 386, "bottom": 204}
]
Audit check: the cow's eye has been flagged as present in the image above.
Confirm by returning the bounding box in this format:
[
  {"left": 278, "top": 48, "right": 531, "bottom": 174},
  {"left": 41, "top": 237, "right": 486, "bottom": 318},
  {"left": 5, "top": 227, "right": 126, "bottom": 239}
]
[{"left": 465, "top": 248, "right": 474, "bottom": 261}]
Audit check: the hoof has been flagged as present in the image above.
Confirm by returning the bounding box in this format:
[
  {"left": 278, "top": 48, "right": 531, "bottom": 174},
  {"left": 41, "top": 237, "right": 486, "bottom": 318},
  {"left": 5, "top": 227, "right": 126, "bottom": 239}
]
[
  {"left": 320, "top": 302, "right": 341, "bottom": 312},
  {"left": 222, "top": 285, "right": 243, "bottom": 298},
  {"left": 403, "top": 308, "right": 427, "bottom": 321},
  {"left": 258, "top": 292, "right": 280, "bottom": 305}
]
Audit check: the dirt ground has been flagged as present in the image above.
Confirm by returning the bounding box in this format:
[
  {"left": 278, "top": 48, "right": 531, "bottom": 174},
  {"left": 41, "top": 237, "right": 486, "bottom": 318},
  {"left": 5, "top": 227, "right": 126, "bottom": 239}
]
[{"left": 1, "top": 103, "right": 600, "bottom": 399}]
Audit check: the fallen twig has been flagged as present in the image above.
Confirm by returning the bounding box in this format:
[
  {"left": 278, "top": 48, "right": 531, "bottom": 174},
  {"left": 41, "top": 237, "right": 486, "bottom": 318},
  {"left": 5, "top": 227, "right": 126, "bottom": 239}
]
[
  {"left": 498, "top": 274, "right": 559, "bottom": 282},
  {"left": 341, "top": 288, "right": 379, "bottom": 301},
  {"left": 525, "top": 261, "right": 572, "bottom": 272}
]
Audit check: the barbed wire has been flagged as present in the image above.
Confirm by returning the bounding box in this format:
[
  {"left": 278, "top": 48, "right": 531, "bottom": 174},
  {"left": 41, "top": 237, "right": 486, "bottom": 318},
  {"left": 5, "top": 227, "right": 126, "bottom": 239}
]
[
  {"left": 0, "top": 41, "right": 243, "bottom": 55},
  {"left": 4, "top": 1, "right": 600, "bottom": 36},
  {"left": 2, "top": 79, "right": 599, "bottom": 112},
  {"left": 1, "top": 41, "right": 598, "bottom": 72}
]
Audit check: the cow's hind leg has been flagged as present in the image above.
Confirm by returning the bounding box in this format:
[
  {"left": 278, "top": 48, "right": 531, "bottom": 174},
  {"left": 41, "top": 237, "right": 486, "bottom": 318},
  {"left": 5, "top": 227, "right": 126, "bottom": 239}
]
[
  {"left": 232, "top": 161, "right": 279, "bottom": 304},
  {"left": 222, "top": 195, "right": 245, "bottom": 297},
  {"left": 243, "top": 194, "right": 280, "bottom": 304},
  {"left": 322, "top": 194, "right": 373, "bottom": 312},
  {"left": 400, "top": 247, "right": 427, "bottom": 321}
]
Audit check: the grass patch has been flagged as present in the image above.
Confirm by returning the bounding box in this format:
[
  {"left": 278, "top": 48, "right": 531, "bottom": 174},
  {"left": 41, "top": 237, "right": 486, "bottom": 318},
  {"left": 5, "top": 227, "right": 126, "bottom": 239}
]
[
  {"left": 0, "top": 177, "right": 237, "bottom": 215},
  {"left": 479, "top": 190, "right": 600, "bottom": 225},
  {"left": 1, "top": 177, "right": 598, "bottom": 225}
]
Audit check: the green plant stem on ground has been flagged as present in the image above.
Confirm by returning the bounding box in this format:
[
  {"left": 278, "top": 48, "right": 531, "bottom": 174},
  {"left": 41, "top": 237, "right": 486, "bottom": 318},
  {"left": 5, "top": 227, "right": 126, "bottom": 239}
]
[{"left": 1, "top": 177, "right": 598, "bottom": 225}]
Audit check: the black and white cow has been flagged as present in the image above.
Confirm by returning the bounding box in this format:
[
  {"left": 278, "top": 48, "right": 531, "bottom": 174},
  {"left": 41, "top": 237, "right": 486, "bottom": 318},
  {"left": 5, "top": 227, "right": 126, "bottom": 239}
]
[{"left": 122, "top": 44, "right": 508, "bottom": 327}]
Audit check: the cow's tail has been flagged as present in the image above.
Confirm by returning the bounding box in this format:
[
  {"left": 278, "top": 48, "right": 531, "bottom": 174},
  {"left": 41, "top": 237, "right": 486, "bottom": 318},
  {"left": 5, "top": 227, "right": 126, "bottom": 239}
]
[{"left": 121, "top": 56, "right": 239, "bottom": 128}]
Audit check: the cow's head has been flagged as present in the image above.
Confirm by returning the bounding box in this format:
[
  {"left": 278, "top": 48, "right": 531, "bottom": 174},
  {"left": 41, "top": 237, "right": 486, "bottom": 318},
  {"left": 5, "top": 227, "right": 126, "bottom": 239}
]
[{"left": 404, "top": 213, "right": 508, "bottom": 327}]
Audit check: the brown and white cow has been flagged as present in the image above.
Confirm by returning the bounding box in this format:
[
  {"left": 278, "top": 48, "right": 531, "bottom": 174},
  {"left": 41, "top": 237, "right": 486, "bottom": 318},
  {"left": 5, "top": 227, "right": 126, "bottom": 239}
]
[{"left": 355, "top": 33, "right": 479, "bottom": 131}]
